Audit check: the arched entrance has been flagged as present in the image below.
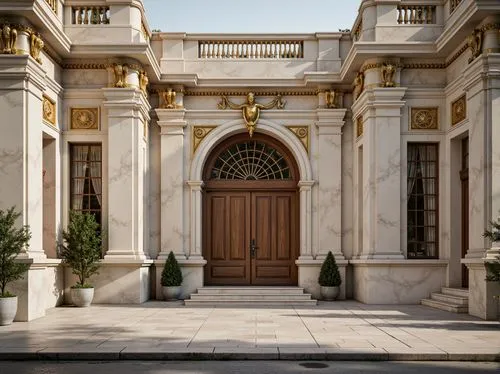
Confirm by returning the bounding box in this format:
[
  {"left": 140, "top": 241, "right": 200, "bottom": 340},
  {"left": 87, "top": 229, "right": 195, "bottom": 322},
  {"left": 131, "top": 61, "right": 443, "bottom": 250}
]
[{"left": 202, "top": 133, "right": 299, "bottom": 285}]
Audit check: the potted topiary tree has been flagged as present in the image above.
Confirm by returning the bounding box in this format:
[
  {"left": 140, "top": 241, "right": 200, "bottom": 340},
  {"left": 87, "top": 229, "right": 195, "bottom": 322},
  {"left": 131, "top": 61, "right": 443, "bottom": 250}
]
[
  {"left": 318, "top": 251, "right": 342, "bottom": 301},
  {"left": 0, "top": 207, "right": 30, "bottom": 325},
  {"left": 161, "top": 251, "right": 183, "bottom": 300},
  {"left": 59, "top": 211, "right": 102, "bottom": 307}
]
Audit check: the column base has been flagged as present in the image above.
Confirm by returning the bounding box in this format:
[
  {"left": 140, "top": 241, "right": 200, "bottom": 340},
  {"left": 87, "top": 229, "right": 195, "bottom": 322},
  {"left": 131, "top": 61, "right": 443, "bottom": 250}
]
[
  {"left": 157, "top": 252, "right": 187, "bottom": 261},
  {"left": 154, "top": 258, "right": 207, "bottom": 300},
  {"left": 8, "top": 260, "right": 64, "bottom": 322},
  {"left": 463, "top": 259, "right": 500, "bottom": 320},
  {"left": 296, "top": 258, "right": 348, "bottom": 300},
  {"left": 65, "top": 259, "right": 153, "bottom": 304},
  {"left": 350, "top": 259, "right": 447, "bottom": 304}
]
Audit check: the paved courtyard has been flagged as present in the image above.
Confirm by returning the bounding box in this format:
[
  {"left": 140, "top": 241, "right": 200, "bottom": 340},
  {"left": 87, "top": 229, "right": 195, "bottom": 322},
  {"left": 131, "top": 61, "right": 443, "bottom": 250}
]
[{"left": 0, "top": 301, "right": 499, "bottom": 361}]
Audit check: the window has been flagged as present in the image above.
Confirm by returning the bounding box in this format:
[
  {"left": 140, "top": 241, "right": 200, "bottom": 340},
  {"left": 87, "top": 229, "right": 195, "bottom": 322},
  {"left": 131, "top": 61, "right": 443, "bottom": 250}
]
[
  {"left": 70, "top": 144, "right": 102, "bottom": 225},
  {"left": 407, "top": 143, "right": 438, "bottom": 259}
]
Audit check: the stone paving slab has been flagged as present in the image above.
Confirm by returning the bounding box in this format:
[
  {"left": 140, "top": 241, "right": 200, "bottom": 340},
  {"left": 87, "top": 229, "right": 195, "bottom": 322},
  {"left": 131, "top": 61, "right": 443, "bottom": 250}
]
[{"left": 0, "top": 301, "right": 498, "bottom": 361}]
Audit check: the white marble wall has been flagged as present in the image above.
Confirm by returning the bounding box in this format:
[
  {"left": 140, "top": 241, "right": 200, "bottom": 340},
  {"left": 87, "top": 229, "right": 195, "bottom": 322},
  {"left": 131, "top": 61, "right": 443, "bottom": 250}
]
[{"left": 351, "top": 260, "right": 447, "bottom": 304}]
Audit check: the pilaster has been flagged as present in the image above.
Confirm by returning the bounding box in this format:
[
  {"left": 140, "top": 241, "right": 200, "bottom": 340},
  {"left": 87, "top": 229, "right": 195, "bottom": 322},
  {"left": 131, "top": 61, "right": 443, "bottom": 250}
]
[
  {"left": 103, "top": 88, "right": 150, "bottom": 260},
  {"left": 315, "top": 109, "right": 347, "bottom": 260},
  {"left": 155, "top": 109, "right": 187, "bottom": 260},
  {"left": 0, "top": 56, "right": 47, "bottom": 260},
  {"left": 354, "top": 87, "right": 406, "bottom": 259}
]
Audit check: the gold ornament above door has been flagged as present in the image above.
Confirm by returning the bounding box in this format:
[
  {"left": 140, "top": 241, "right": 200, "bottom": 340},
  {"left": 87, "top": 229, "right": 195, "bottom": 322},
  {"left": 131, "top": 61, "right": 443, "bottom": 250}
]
[{"left": 217, "top": 92, "right": 286, "bottom": 137}]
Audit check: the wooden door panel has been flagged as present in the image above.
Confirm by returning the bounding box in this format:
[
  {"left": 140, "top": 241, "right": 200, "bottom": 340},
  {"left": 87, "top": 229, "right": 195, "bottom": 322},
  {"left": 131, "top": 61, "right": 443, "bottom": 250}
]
[
  {"left": 210, "top": 196, "right": 226, "bottom": 260},
  {"left": 229, "top": 196, "right": 247, "bottom": 261},
  {"left": 204, "top": 192, "right": 250, "bottom": 285},
  {"left": 253, "top": 194, "right": 272, "bottom": 261},
  {"left": 276, "top": 195, "right": 291, "bottom": 260},
  {"left": 251, "top": 192, "right": 297, "bottom": 285}
]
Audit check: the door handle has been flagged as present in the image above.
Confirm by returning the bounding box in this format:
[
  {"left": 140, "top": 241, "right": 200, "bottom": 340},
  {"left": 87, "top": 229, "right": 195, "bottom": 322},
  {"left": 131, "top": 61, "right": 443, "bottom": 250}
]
[{"left": 250, "top": 239, "right": 258, "bottom": 258}]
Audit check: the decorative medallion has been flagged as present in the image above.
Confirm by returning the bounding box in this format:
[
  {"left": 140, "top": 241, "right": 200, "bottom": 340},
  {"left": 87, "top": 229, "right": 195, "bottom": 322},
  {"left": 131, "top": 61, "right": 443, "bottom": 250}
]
[
  {"left": 42, "top": 95, "right": 56, "bottom": 126},
  {"left": 451, "top": 95, "right": 466, "bottom": 126},
  {"left": 192, "top": 126, "right": 216, "bottom": 155},
  {"left": 410, "top": 107, "right": 438, "bottom": 130},
  {"left": 71, "top": 108, "right": 99, "bottom": 130},
  {"left": 286, "top": 126, "right": 309, "bottom": 153},
  {"left": 356, "top": 117, "right": 363, "bottom": 138}
]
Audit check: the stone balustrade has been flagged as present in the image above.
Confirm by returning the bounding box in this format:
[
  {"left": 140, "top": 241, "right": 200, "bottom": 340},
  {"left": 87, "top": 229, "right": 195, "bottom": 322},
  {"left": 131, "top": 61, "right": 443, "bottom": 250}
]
[
  {"left": 71, "top": 6, "right": 110, "bottom": 25},
  {"left": 397, "top": 5, "right": 436, "bottom": 24},
  {"left": 44, "top": 0, "right": 58, "bottom": 14},
  {"left": 449, "top": 0, "right": 463, "bottom": 13},
  {"left": 198, "top": 40, "right": 304, "bottom": 59}
]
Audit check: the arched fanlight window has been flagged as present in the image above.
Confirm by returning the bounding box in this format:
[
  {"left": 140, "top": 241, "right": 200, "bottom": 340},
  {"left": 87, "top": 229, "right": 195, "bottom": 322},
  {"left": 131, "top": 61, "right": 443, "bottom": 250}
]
[{"left": 209, "top": 141, "right": 291, "bottom": 180}]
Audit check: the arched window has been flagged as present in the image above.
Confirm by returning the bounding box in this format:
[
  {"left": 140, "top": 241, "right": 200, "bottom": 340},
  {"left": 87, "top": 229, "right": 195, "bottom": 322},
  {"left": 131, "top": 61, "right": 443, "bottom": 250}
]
[{"left": 209, "top": 140, "right": 291, "bottom": 180}]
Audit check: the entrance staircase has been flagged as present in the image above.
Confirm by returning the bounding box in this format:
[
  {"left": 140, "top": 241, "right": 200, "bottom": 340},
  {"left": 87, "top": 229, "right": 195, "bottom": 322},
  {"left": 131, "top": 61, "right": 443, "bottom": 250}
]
[
  {"left": 421, "top": 287, "right": 469, "bottom": 313},
  {"left": 184, "top": 287, "right": 317, "bottom": 307}
]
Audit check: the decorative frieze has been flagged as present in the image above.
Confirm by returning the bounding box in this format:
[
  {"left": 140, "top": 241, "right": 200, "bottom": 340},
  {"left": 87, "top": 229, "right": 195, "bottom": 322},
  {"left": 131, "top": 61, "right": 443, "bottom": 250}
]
[
  {"left": 183, "top": 89, "right": 317, "bottom": 97},
  {"left": 42, "top": 95, "right": 56, "bottom": 126},
  {"left": 192, "top": 126, "right": 216, "bottom": 155},
  {"left": 451, "top": 95, "right": 466, "bottom": 126},
  {"left": 286, "top": 126, "right": 309, "bottom": 153},
  {"left": 410, "top": 107, "right": 438, "bottom": 130},
  {"left": 70, "top": 108, "right": 99, "bottom": 130},
  {"left": 356, "top": 117, "right": 363, "bottom": 138}
]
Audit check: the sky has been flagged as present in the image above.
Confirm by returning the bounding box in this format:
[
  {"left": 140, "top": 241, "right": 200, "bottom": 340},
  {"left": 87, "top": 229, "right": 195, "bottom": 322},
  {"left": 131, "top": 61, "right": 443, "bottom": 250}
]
[{"left": 142, "top": 0, "right": 361, "bottom": 34}]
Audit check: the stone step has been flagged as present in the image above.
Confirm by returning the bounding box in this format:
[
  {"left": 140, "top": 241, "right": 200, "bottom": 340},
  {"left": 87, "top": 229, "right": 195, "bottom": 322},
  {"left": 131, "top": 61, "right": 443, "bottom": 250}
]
[
  {"left": 197, "top": 287, "right": 306, "bottom": 295},
  {"left": 421, "top": 298, "right": 468, "bottom": 313},
  {"left": 190, "top": 294, "right": 313, "bottom": 301},
  {"left": 184, "top": 299, "right": 318, "bottom": 307},
  {"left": 431, "top": 292, "right": 468, "bottom": 306},
  {"left": 441, "top": 287, "right": 469, "bottom": 298}
]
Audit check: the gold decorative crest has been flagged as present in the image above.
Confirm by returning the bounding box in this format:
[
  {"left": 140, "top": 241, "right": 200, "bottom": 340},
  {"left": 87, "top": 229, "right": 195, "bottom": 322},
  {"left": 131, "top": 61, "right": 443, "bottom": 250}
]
[
  {"left": 356, "top": 117, "right": 363, "bottom": 138},
  {"left": 451, "top": 95, "right": 466, "bottom": 126},
  {"left": 71, "top": 108, "right": 99, "bottom": 130},
  {"left": 192, "top": 126, "right": 216, "bottom": 155},
  {"left": 410, "top": 107, "right": 438, "bottom": 130},
  {"left": 42, "top": 95, "right": 56, "bottom": 126},
  {"left": 286, "top": 126, "right": 309, "bottom": 153}
]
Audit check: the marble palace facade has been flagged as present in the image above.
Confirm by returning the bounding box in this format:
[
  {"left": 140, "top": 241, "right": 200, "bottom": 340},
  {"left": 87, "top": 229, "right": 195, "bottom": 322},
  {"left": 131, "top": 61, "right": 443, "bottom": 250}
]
[{"left": 1, "top": 0, "right": 500, "bottom": 321}]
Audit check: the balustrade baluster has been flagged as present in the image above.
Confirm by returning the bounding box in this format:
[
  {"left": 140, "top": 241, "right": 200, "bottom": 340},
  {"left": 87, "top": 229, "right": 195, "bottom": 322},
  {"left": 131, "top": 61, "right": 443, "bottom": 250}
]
[
  {"left": 397, "top": 6, "right": 402, "bottom": 24},
  {"left": 403, "top": 6, "right": 408, "bottom": 24}
]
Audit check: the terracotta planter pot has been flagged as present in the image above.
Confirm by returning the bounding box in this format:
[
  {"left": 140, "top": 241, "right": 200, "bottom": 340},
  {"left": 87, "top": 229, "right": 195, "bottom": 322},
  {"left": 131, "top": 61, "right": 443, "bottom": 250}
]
[
  {"left": 0, "top": 296, "right": 17, "bottom": 325},
  {"left": 320, "top": 286, "right": 340, "bottom": 301},
  {"left": 162, "top": 286, "right": 181, "bottom": 300},
  {"left": 71, "top": 287, "right": 94, "bottom": 307}
]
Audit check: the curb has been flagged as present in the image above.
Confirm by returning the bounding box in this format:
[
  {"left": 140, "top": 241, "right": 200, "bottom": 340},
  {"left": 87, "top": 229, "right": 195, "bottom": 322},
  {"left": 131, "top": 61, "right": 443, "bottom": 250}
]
[{"left": 0, "top": 350, "right": 499, "bottom": 361}]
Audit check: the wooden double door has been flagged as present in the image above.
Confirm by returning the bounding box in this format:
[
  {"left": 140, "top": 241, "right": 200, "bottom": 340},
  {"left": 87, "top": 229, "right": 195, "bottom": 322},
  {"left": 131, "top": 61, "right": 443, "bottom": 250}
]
[{"left": 204, "top": 190, "right": 298, "bottom": 285}]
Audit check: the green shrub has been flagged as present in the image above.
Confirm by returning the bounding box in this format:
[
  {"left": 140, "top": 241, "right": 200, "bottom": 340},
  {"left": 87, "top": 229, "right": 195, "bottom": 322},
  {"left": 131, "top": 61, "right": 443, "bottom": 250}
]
[
  {"left": 318, "top": 251, "right": 341, "bottom": 287},
  {"left": 0, "top": 207, "right": 30, "bottom": 297},
  {"left": 161, "top": 251, "right": 183, "bottom": 287},
  {"left": 59, "top": 211, "right": 101, "bottom": 288}
]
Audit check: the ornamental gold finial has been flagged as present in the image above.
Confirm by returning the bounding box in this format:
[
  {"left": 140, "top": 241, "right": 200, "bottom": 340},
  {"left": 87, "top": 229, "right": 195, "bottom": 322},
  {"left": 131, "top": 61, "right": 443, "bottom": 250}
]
[
  {"left": 217, "top": 92, "right": 286, "bottom": 137},
  {"left": 325, "top": 89, "right": 337, "bottom": 108},
  {"left": 353, "top": 72, "right": 364, "bottom": 100},
  {"left": 467, "top": 29, "right": 483, "bottom": 63},
  {"left": 1, "top": 24, "right": 17, "bottom": 55},
  {"left": 112, "top": 63, "right": 128, "bottom": 88},
  {"left": 30, "top": 32, "right": 44, "bottom": 64},
  {"left": 139, "top": 70, "right": 149, "bottom": 95},
  {"left": 381, "top": 63, "right": 396, "bottom": 87}
]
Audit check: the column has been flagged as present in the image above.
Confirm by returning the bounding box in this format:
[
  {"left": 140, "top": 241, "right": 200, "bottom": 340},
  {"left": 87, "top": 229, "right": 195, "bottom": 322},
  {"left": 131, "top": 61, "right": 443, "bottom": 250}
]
[
  {"left": 361, "top": 88, "right": 406, "bottom": 259},
  {"left": 0, "top": 56, "right": 46, "bottom": 260},
  {"left": 298, "top": 180, "right": 314, "bottom": 260},
  {"left": 156, "top": 109, "right": 187, "bottom": 260},
  {"left": 316, "top": 109, "right": 347, "bottom": 259},
  {"left": 103, "top": 88, "right": 150, "bottom": 260},
  {"left": 187, "top": 181, "right": 203, "bottom": 259}
]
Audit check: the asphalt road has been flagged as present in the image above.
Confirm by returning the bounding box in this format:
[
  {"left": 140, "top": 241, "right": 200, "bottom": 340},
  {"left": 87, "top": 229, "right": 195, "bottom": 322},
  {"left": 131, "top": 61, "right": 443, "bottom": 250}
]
[{"left": 0, "top": 361, "right": 498, "bottom": 374}]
